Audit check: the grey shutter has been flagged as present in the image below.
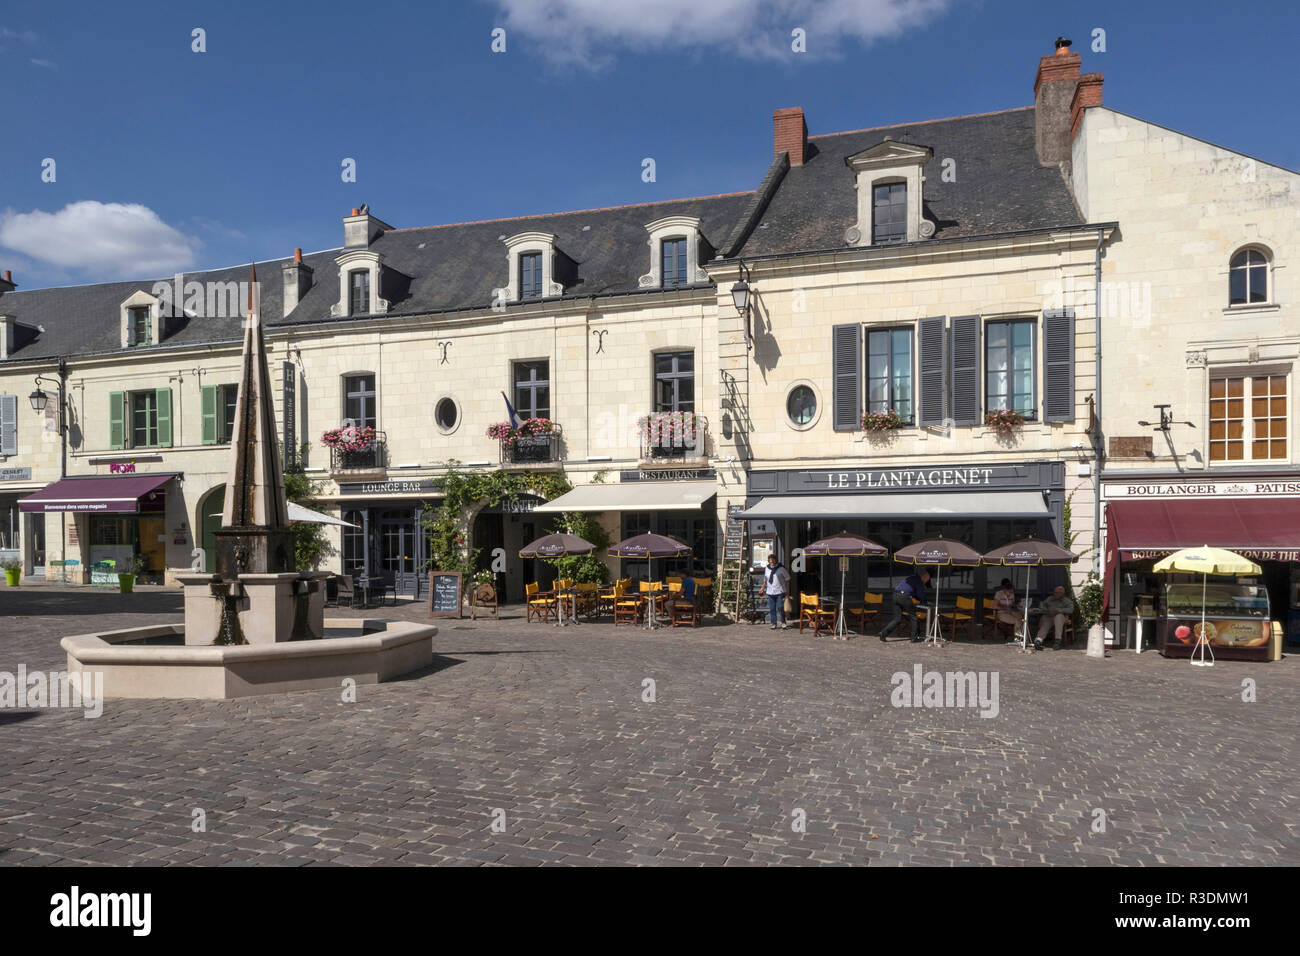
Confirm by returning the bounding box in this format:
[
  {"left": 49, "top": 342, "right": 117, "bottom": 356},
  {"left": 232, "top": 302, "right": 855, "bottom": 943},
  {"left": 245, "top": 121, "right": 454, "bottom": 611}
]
[
  {"left": 949, "top": 315, "right": 981, "bottom": 426},
  {"left": 0, "top": 395, "right": 16, "bottom": 456},
  {"left": 832, "top": 323, "right": 861, "bottom": 431},
  {"left": 917, "top": 316, "right": 947, "bottom": 427},
  {"left": 1043, "top": 308, "right": 1075, "bottom": 422}
]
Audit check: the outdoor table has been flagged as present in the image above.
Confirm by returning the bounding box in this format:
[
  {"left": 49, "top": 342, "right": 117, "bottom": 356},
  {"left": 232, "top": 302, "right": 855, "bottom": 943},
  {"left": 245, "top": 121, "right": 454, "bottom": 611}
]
[{"left": 554, "top": 586, "right": 580, "bottom": 627}]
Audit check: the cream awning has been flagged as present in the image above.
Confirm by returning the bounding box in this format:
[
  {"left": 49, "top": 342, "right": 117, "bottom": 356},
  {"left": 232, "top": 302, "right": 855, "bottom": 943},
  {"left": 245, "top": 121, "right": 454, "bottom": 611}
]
[
  {"left": 738, "top": 491, "right": 1049, "bottom": 520},
  {"left": 534, "top": 481, "right": 716, "bottom": 513}
]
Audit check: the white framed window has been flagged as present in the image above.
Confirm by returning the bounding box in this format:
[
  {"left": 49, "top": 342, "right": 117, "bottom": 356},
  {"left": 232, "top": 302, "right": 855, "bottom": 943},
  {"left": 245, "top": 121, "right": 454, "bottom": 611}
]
[
  {"left": 1228, "top": 247, "right": 1271, "bottom": 306},
  {"left": 1209, "top": 371, "right": 1288, "bottom": 463},
  {"left": 331, "top": 250, "right": 388, "bottom": 317},
  {"left": 639, "top": 216, "right": 708, "bottom": 288},
  {"left": 119, "top": 290, "right": 161, "bottom": 348},
  {"left": 494, "top": 233, "right": 564, "bottom": 304}
]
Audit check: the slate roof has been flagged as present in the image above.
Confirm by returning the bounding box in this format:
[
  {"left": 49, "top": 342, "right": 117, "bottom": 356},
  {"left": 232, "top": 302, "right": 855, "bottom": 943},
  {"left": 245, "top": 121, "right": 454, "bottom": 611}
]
[
  {"left": 732, "top": 106, "right": 1084, "bottom": 258},
  {"left": 0, "top": 106, "right": 1087, "bottom": 365}
]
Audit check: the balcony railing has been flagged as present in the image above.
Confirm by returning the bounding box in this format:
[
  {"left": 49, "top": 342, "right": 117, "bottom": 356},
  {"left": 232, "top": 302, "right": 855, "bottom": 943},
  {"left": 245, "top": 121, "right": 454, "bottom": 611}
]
[
  {"left": 500, "top": 431, "right": 561, "bottom": 465},
  {"left": 329, "top": 430, "right": 388, "bottom": 472},
  {"left": 639, "top": 414, "right": 709, "bottom": 462}
]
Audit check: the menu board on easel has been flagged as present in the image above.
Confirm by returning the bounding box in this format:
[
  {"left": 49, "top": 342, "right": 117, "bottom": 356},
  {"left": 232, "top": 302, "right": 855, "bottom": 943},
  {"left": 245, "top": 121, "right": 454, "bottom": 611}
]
[
  {"left": 429, "top": 571, "right": 463, "bottom": 618},
  {"left": 724, "top": 504, "right": 745, "bottom": 561}
]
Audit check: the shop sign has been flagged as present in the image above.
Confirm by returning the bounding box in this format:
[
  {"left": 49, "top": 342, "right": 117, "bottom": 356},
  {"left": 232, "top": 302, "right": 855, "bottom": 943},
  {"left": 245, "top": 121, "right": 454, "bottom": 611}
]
[
  {"left": 1104, "top": 479, "right": 1300, "bottom": 499},
  {"left": 283, "top": 362, "right": 296, "bottom": 466},
  {"left": 803, "top": 466, "right": 997, "bottom": 492},
  {"left": 620, "top": 468, "right": 716, "bottom": 482},
  {"left": 1125, "top": 548, "right": 1300, "bottom": 562},
  {"left": 1168, "top": 619, "right": 1269, "bottom": 648},
  {"left": 337, "top": 479, "right": 440, "bottom": 496},
  {"left": 0, "top": 467, "right": 31, "bottom": 481},
  {"left": 110, "top": 462, "right": 136, "bottom": 474}
]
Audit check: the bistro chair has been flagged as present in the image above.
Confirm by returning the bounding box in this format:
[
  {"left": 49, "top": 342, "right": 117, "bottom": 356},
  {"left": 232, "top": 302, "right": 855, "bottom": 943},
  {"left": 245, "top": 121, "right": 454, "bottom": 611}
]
[
  {"left": 847, "top": 591, "right": 885, "bottom": 634},
  {"left": 984, "top": 598, "right": 1016, "bottom": 640},
  {"left": 670, "top": 594, "right": 698, "bottom": 628},
  {"left": 525, "top": 581, "right": 558, "bottom": 623},
  {"left": 798, "top": 592, "right": 835, "bottom": 636},
  {"left": 941, "top": 595, "right": 978, "bottom": 642},
  {"left": 614, "top": 583, "right": 643, "bottom": 626},
  {"left": 574, "top": 581, "right": 600, "bottom": 619},
  {"left": 692, "top": 576, "right": 713, "bottom": 609}
]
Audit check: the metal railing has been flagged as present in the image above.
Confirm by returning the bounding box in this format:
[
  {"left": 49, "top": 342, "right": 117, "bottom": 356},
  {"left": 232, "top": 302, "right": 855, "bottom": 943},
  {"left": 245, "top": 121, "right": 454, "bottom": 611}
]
[
  {"left": 329, "top": 430, "right": 388, "bottom": 472},
  {"left": 500, "top": 431, "right": 561, "bottom": 465},
  {"left": 639, "top": 415, "right": 709, "bottom": 461}
]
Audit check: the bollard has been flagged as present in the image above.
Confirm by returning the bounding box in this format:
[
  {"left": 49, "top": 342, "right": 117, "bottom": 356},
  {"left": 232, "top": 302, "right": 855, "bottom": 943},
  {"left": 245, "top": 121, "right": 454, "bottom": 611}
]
[{"left": 1086, "top": 623, "right": 1109, "bottom": 659}]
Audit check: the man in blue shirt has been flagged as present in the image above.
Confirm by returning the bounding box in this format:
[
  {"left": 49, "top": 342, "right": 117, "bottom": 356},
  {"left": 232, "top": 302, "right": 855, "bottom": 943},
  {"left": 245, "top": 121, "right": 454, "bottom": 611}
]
[{"left": 879, "top": 570, "right": 931, "bottom": 643}]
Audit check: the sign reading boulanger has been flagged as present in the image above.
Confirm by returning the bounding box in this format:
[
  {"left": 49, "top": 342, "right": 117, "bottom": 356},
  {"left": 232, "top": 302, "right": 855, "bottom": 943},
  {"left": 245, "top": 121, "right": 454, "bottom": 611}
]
[{"left": 1104, "top": 479, "right": 1300, "bottom": 499}]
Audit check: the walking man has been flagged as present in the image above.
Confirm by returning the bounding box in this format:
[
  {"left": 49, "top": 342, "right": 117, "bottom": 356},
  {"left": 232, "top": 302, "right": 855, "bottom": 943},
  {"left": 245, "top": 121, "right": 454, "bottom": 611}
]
[
  {"left": 880, "top": 570, "right": 931, "bottom": 642},
  {"left": 1034, "top": 585, "right": 1075, "bottom": 650},
  {"left": 763, "top": 553, "right": 791, "bottom": 629}
]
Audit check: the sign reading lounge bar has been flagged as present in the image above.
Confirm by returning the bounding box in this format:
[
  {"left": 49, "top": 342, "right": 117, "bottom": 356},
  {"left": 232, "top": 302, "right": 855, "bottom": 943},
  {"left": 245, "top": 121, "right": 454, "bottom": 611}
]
[{"left": 337, "top": 479, "right": 440, "bottom": 497}]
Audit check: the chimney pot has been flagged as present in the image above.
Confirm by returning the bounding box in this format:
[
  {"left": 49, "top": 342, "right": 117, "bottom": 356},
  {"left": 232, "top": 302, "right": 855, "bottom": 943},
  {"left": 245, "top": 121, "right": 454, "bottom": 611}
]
[
  {"left": 351, "top": 208, "right": 360, "bottom": 217},
  {"left": 294, "top": 248, "right": 302, "bottom": 263},
  {"left": 773, "top": 107, "right": 808, "bottom": 167},
  {"left": 3, "top": 271, "right": 9, "bottom": 282},
  {"left": 1054, "top": 36, "right": 1072, "bottom": 53}
]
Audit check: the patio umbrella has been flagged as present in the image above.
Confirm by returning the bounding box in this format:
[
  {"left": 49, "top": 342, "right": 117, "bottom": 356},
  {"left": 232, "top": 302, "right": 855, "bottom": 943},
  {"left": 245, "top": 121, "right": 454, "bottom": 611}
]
[
  {"left": 893, "top": 537, "right": 982, "bottom": 644},
  {"left": 982, "top": 537, "right": 1077, "bottom": 649},
  {"left": 608, "top": 533, "right": 692, "bottom": 629},
  {"left": 519, "top": 532, "right": 596, "bottom": 626},
  {"left": 285, "top": 502, "right": 360, "bottom": 528},
  {"left": 1153, "top": 546, "right": 1261, "bottom": 667},
  {"left": 802, "top": 532, "right": 888, "bottom": 637}
]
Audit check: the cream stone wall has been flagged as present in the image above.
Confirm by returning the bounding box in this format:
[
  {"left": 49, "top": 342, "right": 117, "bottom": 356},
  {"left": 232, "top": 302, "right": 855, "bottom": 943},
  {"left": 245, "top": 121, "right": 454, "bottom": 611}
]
[{"left": 1073, "top": 107, "right": 1300, "bottom": 473}]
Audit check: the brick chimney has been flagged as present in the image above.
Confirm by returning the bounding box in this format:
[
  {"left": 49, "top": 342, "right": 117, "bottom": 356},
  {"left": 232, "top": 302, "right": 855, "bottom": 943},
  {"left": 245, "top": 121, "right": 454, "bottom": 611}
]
[
  {"left": 343, "top": 206, "right": 393, "bottom": 248},
  {"left": 1034, "top": 37, "right": 1083, "bottom": 167},
  {"left": 1070, "top": 72, "right": 1104, "bottom": 142},
  {"left": 774, "top": 107, "right": 807, "bottom": 166},
  {"left": 0, "top": 270, "right": 14, "bottom": 295},
  {"left": 282, "top": 247, "right": 313, "bottom": 317}
]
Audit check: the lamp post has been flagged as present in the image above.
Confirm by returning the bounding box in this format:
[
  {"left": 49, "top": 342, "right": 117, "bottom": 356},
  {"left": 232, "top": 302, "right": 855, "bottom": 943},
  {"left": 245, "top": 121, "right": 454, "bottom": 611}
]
[
  {"left": 29, "top": 358, "right": 69, "bottom": 574},
  {"left": 730, "top": 259, "right": 752, "bottom": 351}
]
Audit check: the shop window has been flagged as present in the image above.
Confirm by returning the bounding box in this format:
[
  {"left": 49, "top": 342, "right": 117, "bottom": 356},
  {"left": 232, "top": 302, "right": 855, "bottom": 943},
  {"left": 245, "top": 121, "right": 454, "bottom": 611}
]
[
  {"left": 654, "top": 351, "right": 694, "bottom": 412},
  {"left": 1229, "top": 249, "right": 1269, "bottom": 306},
  {"left": 201, "top": 384, "right": 239, "bottom": 445},
  {"left": 1211, "top": 374, "right": 1287, "bottom": 462},
  {"left": 661, "top": 238, "right": 688, "bottom": 288},
  {"left": 985, "top": 320, "right": 1036, "bottom": 420},
  {"left": 866, "top": 327, "right": 914, "bottom": 423},
  {"left": 512, "top": 361, "right": 550, "bottom": 420},
  {"left": 872, "top": 182, "right": 907, "bottom": 245},
  {"left": 343, "top": 374, "right": 376, "bottom": 429}
]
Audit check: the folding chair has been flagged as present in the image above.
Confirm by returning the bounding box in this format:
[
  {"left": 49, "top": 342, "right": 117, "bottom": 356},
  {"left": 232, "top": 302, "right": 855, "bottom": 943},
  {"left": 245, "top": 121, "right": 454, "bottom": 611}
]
[
  {"left": 525, "top": 581, "right": 557, "bottom": 623},
  {"left": 941, "top": 595, "right": 978, "bottom": 642},
  {"left": 798, "top": 592, "right": 834, "bottom": 635}
]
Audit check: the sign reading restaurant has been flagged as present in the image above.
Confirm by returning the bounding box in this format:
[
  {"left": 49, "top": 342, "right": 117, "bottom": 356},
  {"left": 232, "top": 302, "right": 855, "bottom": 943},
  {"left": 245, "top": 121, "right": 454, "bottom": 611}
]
[{"left": 1103, "top": 479, "right": 1300, "bottom": 499}]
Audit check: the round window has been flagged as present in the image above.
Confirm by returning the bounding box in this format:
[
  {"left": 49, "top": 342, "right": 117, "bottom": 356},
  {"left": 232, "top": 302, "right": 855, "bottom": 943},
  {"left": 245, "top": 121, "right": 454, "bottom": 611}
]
[
  {"left": 435, "top": 397, "right": 458, "bottom": 431},
  {"left": 787, "top": 385, "right": 816, "bottom": 425}
]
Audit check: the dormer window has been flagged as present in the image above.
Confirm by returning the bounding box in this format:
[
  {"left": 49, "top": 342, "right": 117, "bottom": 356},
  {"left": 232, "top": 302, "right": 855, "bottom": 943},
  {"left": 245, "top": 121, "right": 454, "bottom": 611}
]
[
  {"left": 129, "top": 307, "right": 151, "bottom": 347},
  {"left": 119, "top": 290, "right": 162, "bottom": 348},
  {"left": 872, "top": 183, "right": 907, "bottom": 245},
  {"left": 348, "top": 269, "right": 370, "bottom": 315},
  {"left": 661, "top": 238, "right": 688, "bottom": 288},
  {"left": 1229, "top": 248, "right": 1269, "bottom": 305},
  {"left": 520, "top": 252, "right": 543, "bottom": 300}
]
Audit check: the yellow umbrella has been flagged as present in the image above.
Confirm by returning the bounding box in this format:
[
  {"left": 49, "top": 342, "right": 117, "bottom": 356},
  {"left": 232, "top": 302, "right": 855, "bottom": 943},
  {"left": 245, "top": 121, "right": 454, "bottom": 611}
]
[{"left": 1153, "top": 546, "right": 1262, "bottom": 667}]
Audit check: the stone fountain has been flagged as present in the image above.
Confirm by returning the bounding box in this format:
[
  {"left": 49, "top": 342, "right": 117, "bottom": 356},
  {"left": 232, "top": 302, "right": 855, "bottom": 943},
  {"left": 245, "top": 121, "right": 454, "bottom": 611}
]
[{"left": 61, "top": 268, "right": 436, "bottom": 698}]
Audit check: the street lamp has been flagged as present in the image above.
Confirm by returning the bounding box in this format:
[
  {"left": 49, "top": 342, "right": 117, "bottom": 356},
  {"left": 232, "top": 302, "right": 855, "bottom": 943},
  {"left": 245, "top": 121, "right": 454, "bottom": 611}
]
[
  {"left": 730, "top": 260, "right": 753, "bottom": 351},
  {"left": 28, "top": 386, "right": 48, "bottom": 412},
  {"left": 31, "top": 358, "right": 69, "bottom": 478}
]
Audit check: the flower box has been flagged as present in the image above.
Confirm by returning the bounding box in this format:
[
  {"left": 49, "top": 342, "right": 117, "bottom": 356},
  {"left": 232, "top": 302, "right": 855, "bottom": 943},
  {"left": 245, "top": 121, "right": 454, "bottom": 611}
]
[
  {"left": 861, "top": 409, "right": 905, "bottom": 432},
  {"left": 984, "top": 408, "right": 1025, "bottom": 437}
]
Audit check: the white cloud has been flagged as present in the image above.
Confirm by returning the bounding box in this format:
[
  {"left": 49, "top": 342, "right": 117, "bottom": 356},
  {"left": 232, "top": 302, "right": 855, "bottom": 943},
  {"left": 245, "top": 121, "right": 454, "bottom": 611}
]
[
  {"left": 0, "top": 201, "right": 200, "bottom": 279},
  {"left": 0, "top": 27, "right": 38, "bottom": 46},
  {"left": 483, "top": 0, "right": 951, "bottom": 67},
  {"left": 29, "top": 58, "right": 57, "bottom": 69}
]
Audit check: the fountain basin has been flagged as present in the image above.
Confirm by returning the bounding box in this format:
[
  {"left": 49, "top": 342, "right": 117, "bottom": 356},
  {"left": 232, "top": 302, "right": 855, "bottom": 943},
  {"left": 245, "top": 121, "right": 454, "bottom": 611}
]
[{"left": 60, "top": 619, "right": 437, "bottom": 699}]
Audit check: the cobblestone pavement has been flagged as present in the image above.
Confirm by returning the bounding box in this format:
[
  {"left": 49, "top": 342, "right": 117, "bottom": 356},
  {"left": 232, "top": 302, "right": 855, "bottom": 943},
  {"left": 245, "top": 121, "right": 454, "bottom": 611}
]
[{"left": 1, "top": 586, "right": 1296, "bottom": 866}]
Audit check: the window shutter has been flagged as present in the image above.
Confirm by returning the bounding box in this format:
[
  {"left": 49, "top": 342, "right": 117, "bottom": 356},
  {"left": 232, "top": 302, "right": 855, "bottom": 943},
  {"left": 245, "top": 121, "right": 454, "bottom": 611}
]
[
  {"left": 949, "top": 315, "right": 981, "bottom": 427},
  {"left": 832, "top": 324, "right": 861, "bottom": 431},
  {"left": 156, "top": 388, "right": 173, "bottom": 447},
  {"left": 125, "top": 314, "right": 136, "bottom": 348},
  {"left": 1043, "top": 308, "right": 1075, "bottom": 422},
  {"left": 0, "top": 395, "right": 17, "bottom": 456},
  {"left": 200, "top": 385, "right": 218, "bottom": 445},
  {"left": 917, "top": 315, "right": 947, "bottom": 427},
  {"left": 109, "top": 391, "right": 125, "bottom": 449}
]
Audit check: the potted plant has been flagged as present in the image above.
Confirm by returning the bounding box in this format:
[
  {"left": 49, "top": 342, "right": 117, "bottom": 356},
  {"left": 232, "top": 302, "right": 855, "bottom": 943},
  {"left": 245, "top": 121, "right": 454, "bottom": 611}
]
[
  {"left": 320, "top": 424, "right": 376, "bottom": 452},
  {"left": 861, "top": 408, "right": 905, "bottom": 432},
  {"left": 984, "top": 407, "right": 1025, "bottom": 437},
  {"left": 118, "top": 554, "right": 149, "bottom": 593},
  {"left": 638, "top": 411, "right": 699, "bottom": 451},
  {"left": 2, "top": 557, "right": 21, "bottom": 587}
]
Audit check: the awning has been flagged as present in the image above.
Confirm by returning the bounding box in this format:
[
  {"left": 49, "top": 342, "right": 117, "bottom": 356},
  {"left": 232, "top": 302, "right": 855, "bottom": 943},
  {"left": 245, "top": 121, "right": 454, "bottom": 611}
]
[
  {"left": 533, "top": 481, "right": 715, "bottom": 513},
  {"left": 1106, "top": 499, "right": 1300, "bottom": 560},
  {"left": 738, "top": 490, "right": 1049, "bottom": 520},
  {"left": 19, "top": 474, "right": 177, "bottom": 514},
  {"left": 287, "top": 502, "right": 359, "bottom": 528}
]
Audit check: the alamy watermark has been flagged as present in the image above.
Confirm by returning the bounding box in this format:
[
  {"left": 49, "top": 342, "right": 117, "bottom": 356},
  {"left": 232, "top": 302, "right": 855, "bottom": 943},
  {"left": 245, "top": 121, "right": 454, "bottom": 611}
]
[
  {"left": 0, "top": 664, "right": 102, "bottom": 718},
  {"left": 891, "top": 664, "right": 999, "bottom": 719}
]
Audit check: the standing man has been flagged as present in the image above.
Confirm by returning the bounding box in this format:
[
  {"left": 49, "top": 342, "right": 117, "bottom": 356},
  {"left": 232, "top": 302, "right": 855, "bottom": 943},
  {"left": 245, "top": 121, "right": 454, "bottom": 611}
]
[
  {"left": 763, "top": 553, "right": 791, "bottom": 629},
  {"left": 879, "top": 570, "right": 931, "bottom": 643},
  {"left": 1034, "top": 585, "right": 1075, "bottom": 650}
]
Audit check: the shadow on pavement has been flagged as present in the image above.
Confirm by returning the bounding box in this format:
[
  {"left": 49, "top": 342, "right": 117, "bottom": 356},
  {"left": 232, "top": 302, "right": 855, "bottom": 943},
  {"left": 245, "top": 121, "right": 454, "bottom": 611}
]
[{"left": 0, "top": 590, "right": 184, "bottom": 616}]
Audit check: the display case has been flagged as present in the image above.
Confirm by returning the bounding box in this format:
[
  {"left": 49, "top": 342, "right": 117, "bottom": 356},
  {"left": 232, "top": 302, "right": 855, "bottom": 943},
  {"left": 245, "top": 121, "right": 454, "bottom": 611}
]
[{"left": 1159, "top": 581, "right": 1271, "bottom": 661}]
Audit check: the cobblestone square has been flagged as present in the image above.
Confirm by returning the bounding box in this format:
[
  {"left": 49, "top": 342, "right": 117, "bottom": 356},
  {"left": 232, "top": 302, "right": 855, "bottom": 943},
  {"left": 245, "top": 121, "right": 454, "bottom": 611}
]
[{"left": 1, "top": 588, "right": 1295, "bottom": 866}]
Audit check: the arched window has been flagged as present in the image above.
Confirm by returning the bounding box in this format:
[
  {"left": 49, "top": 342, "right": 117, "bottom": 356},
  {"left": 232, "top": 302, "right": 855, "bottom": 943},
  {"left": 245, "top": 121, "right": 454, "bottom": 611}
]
[{"left": 1229, "top": 249, "right": 1269, "bottom": 305}]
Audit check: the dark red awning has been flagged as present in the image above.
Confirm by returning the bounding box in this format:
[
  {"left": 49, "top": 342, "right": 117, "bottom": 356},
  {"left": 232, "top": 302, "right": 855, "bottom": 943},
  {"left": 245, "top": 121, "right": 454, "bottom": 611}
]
[
  {"left": 18, "top": 474, "right": 176, "bottom": 513},
  {"left": 1107, "top": 499, "right": 1300, "bottom": 561}
]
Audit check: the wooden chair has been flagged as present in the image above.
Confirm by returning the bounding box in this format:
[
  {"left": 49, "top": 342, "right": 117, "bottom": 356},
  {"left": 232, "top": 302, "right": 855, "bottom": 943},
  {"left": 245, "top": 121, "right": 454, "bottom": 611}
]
[
  {"left": 574, "top": 581, "right": 600, "bottom": 619},
  {"left": 614, "top": 583, "right": 643, "bottom": 626},
  {"left": 798, "top": 592, "right": 834, "bottom": 635},
  {"left": 525, "top": 581, "right": 557, "bottom": 623},
  {"left": 987, "top": 599, "right": 1019, "bottom": 640},
  {"left": 941, "top": 595, "right": 978, "bottom": 642},
  {"left": 847, "top": 591, "right": 884, "bottom": 634},
  {"left": 692, "top": 576, "right": 713, "bottom": 609},
  {"left": 670, "top": 595, "right": 697, "bottom": 627},
  {"left": 981, "top": 598, "right": 998, "bottom": 639},
  {"left": 335, "top": 575, "right": 357, "bottom": 608}
]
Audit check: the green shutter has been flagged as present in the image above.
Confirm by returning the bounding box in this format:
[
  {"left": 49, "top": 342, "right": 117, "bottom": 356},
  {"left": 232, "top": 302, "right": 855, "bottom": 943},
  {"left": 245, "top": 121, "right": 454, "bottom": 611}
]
[
  {"left": 200, "top": 385, "right": 218, "bottom": 445},
  {"left": 155, "top": 388, "right": 172, "bottom": 447},
  {"left": 109, "top": 391, "right": 125, "bottom": 449}
]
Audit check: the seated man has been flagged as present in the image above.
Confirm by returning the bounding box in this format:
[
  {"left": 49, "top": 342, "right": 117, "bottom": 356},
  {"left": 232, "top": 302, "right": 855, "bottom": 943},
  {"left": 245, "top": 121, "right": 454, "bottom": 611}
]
[
  {"left": 1034, "top": 585, "right": 1075, "bottom": 650},
  {"left": 679, "top": 575, "right": 697, "bottom": 604}
]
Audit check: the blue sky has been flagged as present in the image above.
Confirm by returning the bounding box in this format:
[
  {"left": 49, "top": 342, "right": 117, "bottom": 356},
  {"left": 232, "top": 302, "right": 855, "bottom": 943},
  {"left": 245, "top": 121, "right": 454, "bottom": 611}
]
[{"left": 2, "top": 0, "right": 1296, "bottom": 289}]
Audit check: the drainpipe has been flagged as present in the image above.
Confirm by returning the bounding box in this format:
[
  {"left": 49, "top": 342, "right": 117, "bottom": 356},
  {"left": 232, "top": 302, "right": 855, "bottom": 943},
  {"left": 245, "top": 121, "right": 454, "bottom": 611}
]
[{"left": 1092, "top": 226, "right": 1105, "bottom": 577}]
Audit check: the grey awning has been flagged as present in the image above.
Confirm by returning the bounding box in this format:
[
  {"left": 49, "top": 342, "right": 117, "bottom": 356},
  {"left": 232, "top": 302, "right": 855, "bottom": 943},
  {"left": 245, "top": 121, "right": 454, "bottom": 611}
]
[
  {"left": 533, "top": 481, "right": 716, "bottom": 513},
  {"left": 738, "top": 491, "right": 1049, "bottom": 520}
]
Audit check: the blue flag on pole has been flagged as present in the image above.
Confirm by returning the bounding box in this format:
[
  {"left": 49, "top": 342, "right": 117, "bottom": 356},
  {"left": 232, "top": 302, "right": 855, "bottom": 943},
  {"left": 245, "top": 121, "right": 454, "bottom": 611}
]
[{"left": 501, "top": 390, "right": 524, "bottom": 429}]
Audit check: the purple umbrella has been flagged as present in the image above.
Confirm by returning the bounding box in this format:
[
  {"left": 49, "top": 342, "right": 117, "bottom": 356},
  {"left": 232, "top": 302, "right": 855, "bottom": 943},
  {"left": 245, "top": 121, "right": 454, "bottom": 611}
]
[
  {"left": 518, "top": 532, "right": 595, "bottom": 558},
  {"left": 608, "top": 533, "right": 692, "bottom": 629},
  {"left": 803, "top": 532, "right": 888, "bottom": 637},
  {"left": 982, "top": 537, "right": 1077, "bottom": 648},
  {"left": 894, "top": 537, "right": 982, "bottom": 643}
]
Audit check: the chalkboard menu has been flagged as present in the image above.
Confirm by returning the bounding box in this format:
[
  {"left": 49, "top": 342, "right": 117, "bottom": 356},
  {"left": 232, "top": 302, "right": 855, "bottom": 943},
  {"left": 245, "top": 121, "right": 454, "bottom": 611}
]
[
  {"left": 429, "top": 571, "right": 463, "bottom": 618},
  {"left": 723, "top": 504, "right": 745, "bottom": 561}
]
